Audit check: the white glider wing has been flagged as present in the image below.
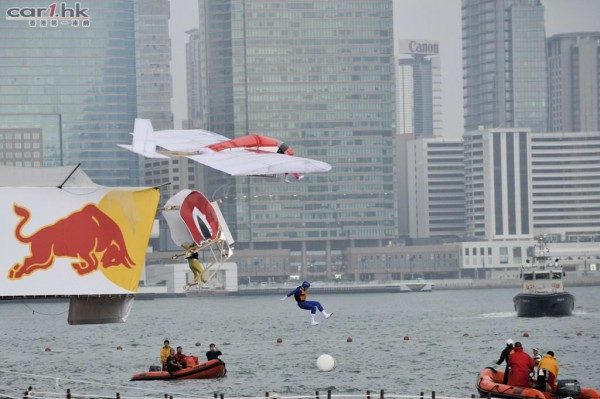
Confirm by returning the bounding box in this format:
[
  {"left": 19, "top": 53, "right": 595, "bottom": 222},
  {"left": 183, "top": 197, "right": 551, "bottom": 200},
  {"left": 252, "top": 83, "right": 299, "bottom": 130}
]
[
  {"left": 187, "top": 150, "right": 331, "bottom": 176},
  {"left": 118, "top": 118, "right": 332, "bottom": 177}
]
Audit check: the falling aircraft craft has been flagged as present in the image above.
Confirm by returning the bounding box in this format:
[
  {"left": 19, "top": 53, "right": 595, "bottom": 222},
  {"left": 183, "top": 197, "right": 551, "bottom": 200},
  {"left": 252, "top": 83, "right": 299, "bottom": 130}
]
[
  {"left": 118, "top": 118, "right": 332, "bottom": 177},
  {"left": 161, "top": 189, "right": 234, "bottom": 291}
]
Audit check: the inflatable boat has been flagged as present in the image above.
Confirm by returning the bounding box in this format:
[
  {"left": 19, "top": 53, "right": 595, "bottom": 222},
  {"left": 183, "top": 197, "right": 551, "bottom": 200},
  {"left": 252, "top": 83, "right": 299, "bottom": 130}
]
[
  {"left": 131, "top": 357, "right": 226, "bottom": 381},
  {"left": 476, "top": 367, "right": 599, "bottom": 399}
]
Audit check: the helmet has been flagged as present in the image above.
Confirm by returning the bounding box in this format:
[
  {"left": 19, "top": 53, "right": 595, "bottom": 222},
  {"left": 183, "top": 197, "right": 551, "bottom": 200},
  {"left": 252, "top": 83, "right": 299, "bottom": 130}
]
[
  {"left": 506, "top": 339, "right": 514, "bottom": 345},
  {"left": 302, "top": 281, "right": 310, "bottom": 288}
]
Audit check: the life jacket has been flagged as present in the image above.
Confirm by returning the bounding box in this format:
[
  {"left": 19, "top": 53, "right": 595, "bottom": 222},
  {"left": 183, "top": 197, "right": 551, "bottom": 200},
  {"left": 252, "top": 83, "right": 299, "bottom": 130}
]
[{"left": 294, "top": 287, "right": 307, "bottom": 302}]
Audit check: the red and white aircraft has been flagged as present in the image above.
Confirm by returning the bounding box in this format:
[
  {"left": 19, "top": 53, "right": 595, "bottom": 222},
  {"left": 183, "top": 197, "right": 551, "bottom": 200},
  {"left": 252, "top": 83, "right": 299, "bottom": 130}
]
[{"left": 118, "top": 119, "right": 332, "bottom": 177}]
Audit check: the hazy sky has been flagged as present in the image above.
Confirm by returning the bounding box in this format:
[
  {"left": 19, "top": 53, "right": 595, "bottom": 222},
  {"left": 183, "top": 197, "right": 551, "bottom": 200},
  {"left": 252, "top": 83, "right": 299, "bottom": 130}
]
[{"left": 169, "top": 0, "right": 600, "bottom": 135}]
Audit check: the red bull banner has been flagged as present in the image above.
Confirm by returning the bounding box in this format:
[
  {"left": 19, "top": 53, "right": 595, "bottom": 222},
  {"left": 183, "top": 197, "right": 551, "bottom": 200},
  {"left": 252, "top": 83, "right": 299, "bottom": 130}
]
[{"left": 0, "top": 182, "right": 159, "bottom": 297}]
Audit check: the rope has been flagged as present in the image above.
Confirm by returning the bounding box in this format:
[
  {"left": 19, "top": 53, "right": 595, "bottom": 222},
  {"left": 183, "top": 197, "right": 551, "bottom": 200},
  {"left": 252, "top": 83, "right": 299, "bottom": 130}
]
[
  {"left": 0, "top": 385, "right": 490, "bottom": 399},
  {"left": 20, "top": 302, "right": 69, "bottom": 316},
  {"left": 0, "top": 370, "right": 205, "bottom": 398}
]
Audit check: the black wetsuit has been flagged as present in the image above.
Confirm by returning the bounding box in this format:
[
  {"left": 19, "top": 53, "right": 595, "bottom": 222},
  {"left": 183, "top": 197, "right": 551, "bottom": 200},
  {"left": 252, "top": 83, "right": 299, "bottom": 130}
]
[{"left": 497, "top": 344, "right": 513, "bottom": 384}]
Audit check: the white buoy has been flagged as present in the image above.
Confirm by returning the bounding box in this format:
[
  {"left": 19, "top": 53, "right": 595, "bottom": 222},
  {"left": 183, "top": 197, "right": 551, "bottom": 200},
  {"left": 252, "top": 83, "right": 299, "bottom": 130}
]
[{"left": 316, "top": 354, "right": 337, "bottom": 371}]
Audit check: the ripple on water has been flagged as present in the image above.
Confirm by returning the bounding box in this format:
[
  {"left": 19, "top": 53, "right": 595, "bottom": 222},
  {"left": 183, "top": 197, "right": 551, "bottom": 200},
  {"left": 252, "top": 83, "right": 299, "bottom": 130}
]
[{"left": 1, "top": 287, "right": 599, "bottom": 398}]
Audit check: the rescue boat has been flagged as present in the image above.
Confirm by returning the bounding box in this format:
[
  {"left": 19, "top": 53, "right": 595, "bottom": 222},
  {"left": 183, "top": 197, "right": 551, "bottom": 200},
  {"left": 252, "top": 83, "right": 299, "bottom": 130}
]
[
  {"left": 130, "top": 357, "right": 226, "bottom": 381},
  {"left": 476, "top": 367, "right": 599, "bottom": 399},
  {"left": 513, "top": 236, "right": 575, "bottom": 317}
]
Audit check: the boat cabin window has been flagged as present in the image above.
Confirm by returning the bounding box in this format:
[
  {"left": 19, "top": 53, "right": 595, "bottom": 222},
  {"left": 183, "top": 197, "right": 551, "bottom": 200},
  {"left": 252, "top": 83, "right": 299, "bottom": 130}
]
[
  {"left": 523, "top": 272, "right": 534, "bottom": 281},
  {"left": 552, "top": 272, "right": 562, "bottom": 279},
  {"left": 534, "top": 272, "right": 550, "bottom": 280}
]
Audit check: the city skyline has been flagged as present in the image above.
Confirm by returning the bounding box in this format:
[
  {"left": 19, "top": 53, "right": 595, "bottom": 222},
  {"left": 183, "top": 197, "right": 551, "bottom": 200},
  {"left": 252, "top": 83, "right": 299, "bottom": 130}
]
[{"left": 169, "top": 0, "right": 600, "bottom": 135}]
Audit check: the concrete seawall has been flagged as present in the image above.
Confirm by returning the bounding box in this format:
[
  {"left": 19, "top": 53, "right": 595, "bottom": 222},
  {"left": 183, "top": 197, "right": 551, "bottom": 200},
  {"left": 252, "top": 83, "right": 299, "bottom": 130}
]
[{"left": 231, "top": 274, "right": 600, "bottom": 296}]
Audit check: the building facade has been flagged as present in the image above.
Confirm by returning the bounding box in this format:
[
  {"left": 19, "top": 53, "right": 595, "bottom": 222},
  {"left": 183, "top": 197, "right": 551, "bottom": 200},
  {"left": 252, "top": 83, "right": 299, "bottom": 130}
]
[
  {"left": 464, "top": 127, "right": 532, "bottom": 240},
  {"left": 462, "top": 0, "right": 548, "bottom": 133},
  {"left": 530, "top": 131, "right": 600, "bottom": 242},
  {"left": 406, "top": 136, "right": 465, "bottom": 239},
  {"left": 547, "top": 32, "right": 600, "bottom": 133},
  {"left": 196, "top": 0, "right": 398, "bottom": 275},
  {"left": 184, "top": 29, "right": 205, "bottom": 130}
]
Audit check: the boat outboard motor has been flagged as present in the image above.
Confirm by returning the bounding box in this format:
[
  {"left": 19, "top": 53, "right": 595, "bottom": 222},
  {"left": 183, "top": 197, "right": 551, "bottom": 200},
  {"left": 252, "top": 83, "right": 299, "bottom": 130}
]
[
  {"left": 557, "top": 379, "right": 581, "bottom": 398},
  {"left": 536, "top": 368, "right": 548, "bottom": 391}
]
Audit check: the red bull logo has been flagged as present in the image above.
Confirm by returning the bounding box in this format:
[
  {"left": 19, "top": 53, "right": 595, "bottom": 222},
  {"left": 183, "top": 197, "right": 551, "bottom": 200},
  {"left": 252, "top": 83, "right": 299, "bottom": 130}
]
[{"left": 9, "top": 203, "right": 135, "bottom": 280}]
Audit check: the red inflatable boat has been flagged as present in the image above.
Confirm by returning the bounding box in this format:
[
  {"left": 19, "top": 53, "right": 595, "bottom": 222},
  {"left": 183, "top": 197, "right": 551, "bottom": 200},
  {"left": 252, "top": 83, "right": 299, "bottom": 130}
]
[
  {"left": 476, "top": 367, "right": 599, "bottom": 399},
  {"left": 130, "top": 357, "right": 226, "bottom": 381}
]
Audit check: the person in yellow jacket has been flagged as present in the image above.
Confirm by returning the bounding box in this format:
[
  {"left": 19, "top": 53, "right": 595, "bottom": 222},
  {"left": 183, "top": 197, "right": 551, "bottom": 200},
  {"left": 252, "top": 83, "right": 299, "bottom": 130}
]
[
  {"left": 160, "top": 339, "right": 172, "bottom": 371},
  {"left": 537, "top": 350, "right": 559, "bottom": 392}
]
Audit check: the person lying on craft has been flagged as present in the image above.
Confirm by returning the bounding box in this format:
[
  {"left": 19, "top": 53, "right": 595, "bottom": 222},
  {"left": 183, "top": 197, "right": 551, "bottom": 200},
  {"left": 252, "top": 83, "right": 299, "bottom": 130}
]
[{"left": 166, "top": 348, "right": 184, "bottom": 374}]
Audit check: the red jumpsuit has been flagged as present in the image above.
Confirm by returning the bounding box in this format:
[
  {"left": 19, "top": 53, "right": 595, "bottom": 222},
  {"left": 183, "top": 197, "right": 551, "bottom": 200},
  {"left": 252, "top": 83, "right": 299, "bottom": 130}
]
[{"left": 508, "top": 346, "right": 534, "bottom": 387}]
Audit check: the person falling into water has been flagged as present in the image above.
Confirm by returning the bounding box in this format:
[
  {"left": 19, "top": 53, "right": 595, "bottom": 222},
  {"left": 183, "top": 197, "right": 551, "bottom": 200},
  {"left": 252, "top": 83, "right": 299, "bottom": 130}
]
[
  {"left": 183, "top": 245, "right": 207, "bottom": 288},
  {"left": 281, "top": 281, "right": 332, "bottom": 325}
]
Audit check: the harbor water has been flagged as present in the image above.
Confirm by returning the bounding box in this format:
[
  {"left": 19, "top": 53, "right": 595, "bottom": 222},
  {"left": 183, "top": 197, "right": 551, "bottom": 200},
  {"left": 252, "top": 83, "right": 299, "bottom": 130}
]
[{"left": 1, "top": 286, "right": 599, "bottom": 398}]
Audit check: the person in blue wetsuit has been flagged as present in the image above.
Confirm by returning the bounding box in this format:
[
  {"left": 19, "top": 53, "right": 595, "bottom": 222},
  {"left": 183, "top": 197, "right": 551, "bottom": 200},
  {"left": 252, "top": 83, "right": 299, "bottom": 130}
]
[{"left": 281, "top": 281, "right": 332, "bottom": 325}]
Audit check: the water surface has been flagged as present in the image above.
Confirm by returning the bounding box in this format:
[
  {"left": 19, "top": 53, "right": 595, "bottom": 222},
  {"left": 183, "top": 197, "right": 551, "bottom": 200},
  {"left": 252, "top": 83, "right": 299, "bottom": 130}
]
[{"left": 1, "top": 287, "right": 598, "bottom": 398}]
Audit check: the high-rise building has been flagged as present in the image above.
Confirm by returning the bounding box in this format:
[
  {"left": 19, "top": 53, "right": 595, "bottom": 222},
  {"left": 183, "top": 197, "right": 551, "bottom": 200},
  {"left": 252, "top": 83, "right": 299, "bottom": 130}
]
[
  {"left": 547, "top": 32, "right": 600, "bottom": 132},
  {"left": 0, "top": 0, "right": 173, "bottom": 187},
  {"left": 134, "top": 0, "right": 173, "bottom": 131},
  {"left": 406, "top": 137, "right": 465, "bottom": 239},
  {"left": 463, "top": 127, "right": 532, "bottom": 240},
  {"left": 462, "top": 0, "right": 548, "bottom": 133},
  {"left": 396, "top": 40, "right": 443, "bottom": 137},
  {"left": 185, "top": 29, "right": 205, "bottom": 129},
  {"left": 0, "top": 1, "right": 138, "bottom": 185},
  {"left": 197, "top": 0, "right": 397, "bottom": 277}
]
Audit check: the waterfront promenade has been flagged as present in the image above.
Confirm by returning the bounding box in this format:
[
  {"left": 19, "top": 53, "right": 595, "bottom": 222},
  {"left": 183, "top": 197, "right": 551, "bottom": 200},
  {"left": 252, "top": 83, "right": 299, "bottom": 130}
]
[{"left": 222, "top": 272, "right": 600, "bottom": 296}]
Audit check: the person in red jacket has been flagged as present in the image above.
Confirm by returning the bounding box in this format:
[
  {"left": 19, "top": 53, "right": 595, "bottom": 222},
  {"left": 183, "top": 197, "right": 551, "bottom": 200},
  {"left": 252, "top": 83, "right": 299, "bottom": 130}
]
[{"left": 507, "top": 342, "right": 535, "bottom": 387}]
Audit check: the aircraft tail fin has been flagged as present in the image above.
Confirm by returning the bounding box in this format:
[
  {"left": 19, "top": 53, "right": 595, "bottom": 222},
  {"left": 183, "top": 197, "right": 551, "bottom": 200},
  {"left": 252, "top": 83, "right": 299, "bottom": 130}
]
[
  {"left": 117, "top": 118, "right": 170, "bottom": 159},
  {"left": 133, "top": 118, "right": 155, "bottom": 153}
]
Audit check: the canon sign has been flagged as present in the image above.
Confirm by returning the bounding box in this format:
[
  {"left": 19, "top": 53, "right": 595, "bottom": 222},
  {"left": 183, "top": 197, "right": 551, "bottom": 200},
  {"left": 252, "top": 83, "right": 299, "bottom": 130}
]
[{"left": 399, "top": 39, "right": 439, "bottom": 55}]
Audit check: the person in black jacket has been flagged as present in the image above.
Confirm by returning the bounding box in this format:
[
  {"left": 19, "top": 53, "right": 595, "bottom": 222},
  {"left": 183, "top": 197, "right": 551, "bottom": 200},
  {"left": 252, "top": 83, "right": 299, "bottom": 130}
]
[
  {"left": 206, "top": 343, "right": 222, "bottom": 361},
  {"left": 497, "top": 338, "right": 514, "bottom": 384}
]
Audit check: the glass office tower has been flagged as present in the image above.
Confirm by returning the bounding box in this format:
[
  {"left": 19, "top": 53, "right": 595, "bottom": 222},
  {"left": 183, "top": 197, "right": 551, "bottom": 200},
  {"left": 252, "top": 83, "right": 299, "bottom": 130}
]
[
  {"left": 396, "top": 40, "right": 443, "bottom": 137},
  {"left": 547, "top": 32, "right": 600, "bottom": 133},
  {"left": 198, "top": 1, "right": 397, "bottom": 268},
  {"left": 462, "top": 0, "right": 548, "bottom": 133},
  {"left": 0, "top": 1, "right": 139, "bottom": 185}
]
